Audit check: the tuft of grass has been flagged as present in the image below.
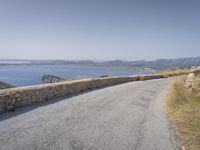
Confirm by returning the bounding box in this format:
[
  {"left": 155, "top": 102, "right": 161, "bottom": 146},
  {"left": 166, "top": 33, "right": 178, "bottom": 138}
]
[
  {"left": 99, "top": 74, "right": 109, "bottom": 78},
  {"left": 156, "top": 67, "right": 190, "bottom": 78},
  {"left": 166, "top": 76, "right": 200, "bottom": 150},
  {"left": 138, "top": 75, "right": 145, "bottom": 81}
]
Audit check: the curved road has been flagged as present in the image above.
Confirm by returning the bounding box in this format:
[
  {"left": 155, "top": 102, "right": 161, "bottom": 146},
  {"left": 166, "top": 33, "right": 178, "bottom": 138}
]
[{"left": 0, "top": 78, "right": 180, "bottom": 150}]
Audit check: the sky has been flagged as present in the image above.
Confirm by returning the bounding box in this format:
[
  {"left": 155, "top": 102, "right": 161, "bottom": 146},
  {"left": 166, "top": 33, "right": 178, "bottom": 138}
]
[{"left": 0, "top": 0, "right": 200, "bottom": 61}]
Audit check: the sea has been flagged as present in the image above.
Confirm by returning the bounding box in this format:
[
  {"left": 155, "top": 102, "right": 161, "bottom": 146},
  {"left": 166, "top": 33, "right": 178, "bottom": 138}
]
[{"left": 0, "top": 64, "right": 151, "bottom": 87}]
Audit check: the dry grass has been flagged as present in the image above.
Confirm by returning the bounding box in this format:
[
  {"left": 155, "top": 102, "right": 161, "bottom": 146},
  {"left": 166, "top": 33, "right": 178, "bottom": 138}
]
[
  {"left": 64, "top": 77, "right": 93, "bottom": 82},
  {"left": 156, "top": 67, "right": 190, "bottom": 77},
  {"left": 138, "top": 75, "right": 145, "bottom": 81},
  {"left": 166, "top": 76, "right": 200, "bottom": 150}
]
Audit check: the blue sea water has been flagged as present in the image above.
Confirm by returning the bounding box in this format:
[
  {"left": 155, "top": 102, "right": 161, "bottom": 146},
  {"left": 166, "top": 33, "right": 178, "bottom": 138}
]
[{"left": 0, "top": 65, "right": 151, "bottom": 86}]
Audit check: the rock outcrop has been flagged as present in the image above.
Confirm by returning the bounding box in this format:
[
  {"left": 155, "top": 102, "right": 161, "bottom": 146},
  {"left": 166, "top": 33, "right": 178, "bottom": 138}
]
[
  {"left": 185, "top": 73, "right": 195, "bottom": 88},
  {"left": 0, "top": 81, "right": 15, "bottom": 90},
  {"left": 185, "top": 66, "right": 200, "bottom": 91},
  {"left": 42, "top": 74, "right": 64, "bottom": 83}
]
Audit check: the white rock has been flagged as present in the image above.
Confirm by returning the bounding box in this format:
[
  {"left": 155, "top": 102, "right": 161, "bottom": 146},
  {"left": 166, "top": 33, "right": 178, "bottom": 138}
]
[
  {"left": 185, "top": 73, "right": 195, "bottom": 88},
  {"left": 190, "top": 66, "right": 200, "bottom": 73}
]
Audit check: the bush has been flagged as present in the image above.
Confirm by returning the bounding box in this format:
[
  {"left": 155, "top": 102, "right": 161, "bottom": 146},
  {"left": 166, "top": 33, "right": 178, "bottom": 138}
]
[{"left": 99, "top": 74, "right": 109, "bottom": 78}]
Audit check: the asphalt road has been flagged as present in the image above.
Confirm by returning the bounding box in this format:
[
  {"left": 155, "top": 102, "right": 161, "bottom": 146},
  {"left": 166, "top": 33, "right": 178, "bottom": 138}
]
[{"left": 0, "top": 78, "right": 180, "bottom": 150}]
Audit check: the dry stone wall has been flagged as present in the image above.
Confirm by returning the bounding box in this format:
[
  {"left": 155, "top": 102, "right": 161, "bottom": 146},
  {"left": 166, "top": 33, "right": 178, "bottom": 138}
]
[{"left": 0, "top": 74, "right": 163, "bottom": 113}]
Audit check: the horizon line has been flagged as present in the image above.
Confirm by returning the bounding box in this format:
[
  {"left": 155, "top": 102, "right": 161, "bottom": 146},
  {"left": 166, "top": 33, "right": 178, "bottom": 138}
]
[{"left": 0, "top": 56, "right": 200, "bottom": 62}]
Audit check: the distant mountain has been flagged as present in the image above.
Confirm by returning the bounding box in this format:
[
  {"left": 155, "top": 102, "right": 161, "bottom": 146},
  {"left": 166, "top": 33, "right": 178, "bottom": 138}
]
[
  {"left": 68, "top": 57, "right": 200, "bottom": 69},
  {"left": 145, "top": 57, "right": 200, "bottom": 69},
  {"left": 50, "top": 57, "right": 200, "bottom": 69},
  {"left": 1, "top": 57, "right": 200, "bottom": 70}
]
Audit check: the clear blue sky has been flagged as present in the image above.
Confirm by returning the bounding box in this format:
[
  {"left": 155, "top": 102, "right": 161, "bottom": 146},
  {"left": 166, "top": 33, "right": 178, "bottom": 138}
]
[{"left": 0, "top": 0, "right": 200, "bottom": 60}]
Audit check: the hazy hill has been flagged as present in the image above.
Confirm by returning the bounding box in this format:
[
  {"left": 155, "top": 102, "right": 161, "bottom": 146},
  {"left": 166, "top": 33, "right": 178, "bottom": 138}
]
[
  {"left": 99, "top": 57, "right": 200, "bottom": 69},
  {"left": 1, "top": 57, "right": 200, "bottom": 70}
]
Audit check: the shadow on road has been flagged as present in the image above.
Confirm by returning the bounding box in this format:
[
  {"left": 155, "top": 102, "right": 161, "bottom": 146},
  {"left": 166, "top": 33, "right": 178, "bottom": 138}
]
[
  {"left": 0, "top": 88, "right": 97, "bottom": 122},
  {"left": 0, "top": 84, "right": 121, "bottom": 122}
]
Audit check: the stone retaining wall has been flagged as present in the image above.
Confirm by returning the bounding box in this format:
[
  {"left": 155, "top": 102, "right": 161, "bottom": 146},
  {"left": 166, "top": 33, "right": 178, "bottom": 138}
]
[{"left": 0, "top": 74, "right": 163, "bottom": 113}]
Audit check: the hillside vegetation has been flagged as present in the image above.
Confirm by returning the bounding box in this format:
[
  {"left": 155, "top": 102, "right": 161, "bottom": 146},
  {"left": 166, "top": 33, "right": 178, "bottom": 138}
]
[
  {"left": 156, "top": 67, "right": 190, "bottom": 77},
  {"left": 166, "top": 75, "right": 200, "bottom": 150}
]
